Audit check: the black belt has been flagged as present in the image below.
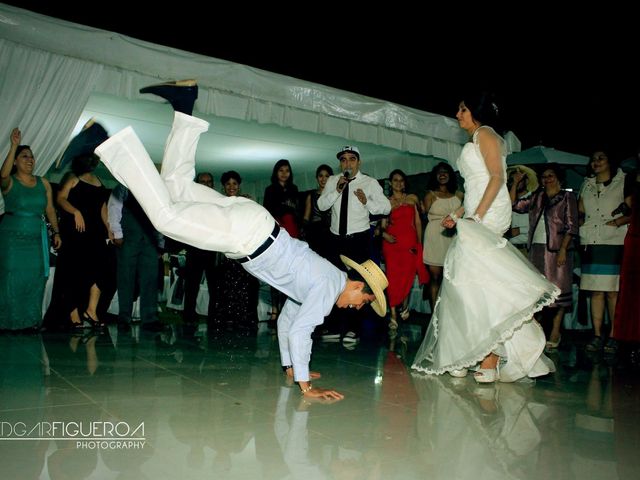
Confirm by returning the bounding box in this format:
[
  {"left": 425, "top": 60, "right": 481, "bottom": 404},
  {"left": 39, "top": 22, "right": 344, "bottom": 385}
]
[{"left": 237, "top": 223, "right": 280, "bottom": 263}]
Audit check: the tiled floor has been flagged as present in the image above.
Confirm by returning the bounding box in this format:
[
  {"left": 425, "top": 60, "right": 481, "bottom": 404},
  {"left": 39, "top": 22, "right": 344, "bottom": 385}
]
[{"left": 1, "top": 323, "right": 639, "bottom": 480}]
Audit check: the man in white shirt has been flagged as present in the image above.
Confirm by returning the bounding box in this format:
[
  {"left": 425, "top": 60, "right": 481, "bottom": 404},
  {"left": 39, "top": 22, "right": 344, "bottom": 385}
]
[
  {"left": 92, "top": 81, "right": 388, "bottom": 400},
  {"left": 107, "top": 185, "right": 163, "bottom": 327},
  {"left": 317, "top": 147, "right": 391, "bottom": 240},
  {"left": 317, "top": 146, "right": 391, "bottom": 344}
]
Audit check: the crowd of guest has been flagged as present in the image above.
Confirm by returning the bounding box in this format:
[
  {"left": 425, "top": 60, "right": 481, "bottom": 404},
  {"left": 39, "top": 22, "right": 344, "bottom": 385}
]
[
  {"left": 2, "top": 125, "right": 639, "bottom": 362},
  {"left": 507, "top": 152, "right": 638, "bottom": 359}
]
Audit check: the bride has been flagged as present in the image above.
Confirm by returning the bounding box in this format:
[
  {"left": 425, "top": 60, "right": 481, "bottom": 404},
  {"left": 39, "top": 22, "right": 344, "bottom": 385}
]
[{"left": 411, "top": 92, "right": 558, "bottom": 383}]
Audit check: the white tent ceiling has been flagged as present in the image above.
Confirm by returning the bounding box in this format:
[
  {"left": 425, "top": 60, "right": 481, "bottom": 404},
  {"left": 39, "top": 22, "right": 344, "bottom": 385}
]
[{"left": 1, "top": 3, "right": 519, "bottom": 200}]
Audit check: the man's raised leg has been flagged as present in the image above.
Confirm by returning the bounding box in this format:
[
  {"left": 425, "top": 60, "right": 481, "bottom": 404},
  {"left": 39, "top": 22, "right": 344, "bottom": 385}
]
[
  {"left": 161, "top": 112, "right": 225, "bottom": 203},
  {"left": 95, "top": 127, "right": 239, "bottom": 252}
]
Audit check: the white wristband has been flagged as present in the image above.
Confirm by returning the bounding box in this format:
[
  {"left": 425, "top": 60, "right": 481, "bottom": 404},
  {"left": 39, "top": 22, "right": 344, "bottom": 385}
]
[
  {"left": 471, "top": 213, "right": 482, "bottom": 224},
  {"left": 450, "top": 212, "right": 459, "bottom": 223}
]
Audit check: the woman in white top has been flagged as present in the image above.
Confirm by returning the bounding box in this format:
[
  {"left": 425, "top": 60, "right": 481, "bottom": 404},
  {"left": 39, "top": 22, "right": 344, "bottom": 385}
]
[{"left": 578, "top": 151, "right": 630, "bottom": 353}]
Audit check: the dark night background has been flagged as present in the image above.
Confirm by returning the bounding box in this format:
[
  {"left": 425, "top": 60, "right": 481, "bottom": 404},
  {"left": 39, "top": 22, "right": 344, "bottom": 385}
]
[{"left": 5, "top": 2, "right": 638, "bottom": 163}]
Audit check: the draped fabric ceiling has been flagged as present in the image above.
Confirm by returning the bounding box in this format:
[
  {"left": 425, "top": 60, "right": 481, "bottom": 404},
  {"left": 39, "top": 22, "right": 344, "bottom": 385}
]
[{"left": 0, "top": 3, "right": 520, "bottom": 201}]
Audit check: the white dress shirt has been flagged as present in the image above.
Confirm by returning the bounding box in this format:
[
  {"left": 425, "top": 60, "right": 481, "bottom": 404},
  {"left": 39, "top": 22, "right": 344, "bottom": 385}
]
[{"left": 317, "top": 173, "right": 391, "bottom": 235}]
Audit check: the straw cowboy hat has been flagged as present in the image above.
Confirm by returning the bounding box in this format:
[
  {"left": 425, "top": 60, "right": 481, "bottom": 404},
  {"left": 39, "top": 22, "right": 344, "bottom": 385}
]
[
  {"left": 340, "top": 255, "right": 388, "bottom": 316},
  {"left": 507, "top": 164, "right": 539, "bottom": 193}
]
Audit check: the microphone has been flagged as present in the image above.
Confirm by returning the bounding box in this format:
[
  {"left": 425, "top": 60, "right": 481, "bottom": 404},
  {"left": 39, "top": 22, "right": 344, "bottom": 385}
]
[{"left": 338, "top": 169, "right": 352, "bottom": 193}]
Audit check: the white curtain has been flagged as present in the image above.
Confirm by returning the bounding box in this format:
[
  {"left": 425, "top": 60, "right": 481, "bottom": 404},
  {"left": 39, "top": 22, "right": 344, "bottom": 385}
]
[{"left": 0, "top": 39, "right": 103, "bottom": 176}]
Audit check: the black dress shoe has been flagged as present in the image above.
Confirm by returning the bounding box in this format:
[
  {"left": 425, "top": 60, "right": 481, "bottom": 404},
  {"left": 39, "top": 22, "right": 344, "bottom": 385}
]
[
  {"left": 56, "top": 119, "right": 109, "bottom": 170},
  {"left": 139, "top": 79, "right": 198, "bottom": 115}
]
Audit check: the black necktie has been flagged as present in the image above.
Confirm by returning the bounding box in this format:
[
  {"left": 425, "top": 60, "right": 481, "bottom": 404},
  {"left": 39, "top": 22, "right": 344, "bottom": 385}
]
[{"left": 339, "top": 181, "right": 349, "bottom": 236}]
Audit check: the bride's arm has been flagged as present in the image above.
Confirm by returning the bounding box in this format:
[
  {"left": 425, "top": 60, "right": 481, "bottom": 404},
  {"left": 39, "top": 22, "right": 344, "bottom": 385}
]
[{"left": 474, "top": 128, "right": 504, "bottom": 220}]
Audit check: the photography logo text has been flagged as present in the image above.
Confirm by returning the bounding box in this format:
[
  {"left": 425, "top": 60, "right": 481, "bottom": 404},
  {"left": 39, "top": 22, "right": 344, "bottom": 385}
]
[{"left": 0, "top": 421, "right": 146, "bottom": 450}]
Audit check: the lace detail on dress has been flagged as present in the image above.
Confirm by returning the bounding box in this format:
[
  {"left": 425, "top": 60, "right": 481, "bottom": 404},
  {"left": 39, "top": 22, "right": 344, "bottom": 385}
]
[
  {"left": 472, "top": 125, "right": 507, "bottom": 156},
  {"left": 411, "top": 213, "right": 559, "bottom": 379},
  {"left": 412, "top": 287, "right": 559, "bottom": 376}
]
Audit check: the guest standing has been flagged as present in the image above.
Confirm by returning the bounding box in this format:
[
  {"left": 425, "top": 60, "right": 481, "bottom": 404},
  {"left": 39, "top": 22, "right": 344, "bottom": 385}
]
[
  {"left": 0, "top": 128, "right": 61, "bottom": 331},
  {"left": 422, "top": 162, "right": 463, "bottom": 311},
  {"left": 55, "top": 153, "right": 111, "bottom": 327},
  {"left": 381, "top": 169, "right": 429, "bottom": 329},
  {"left": 579, "top": 151, "right": 628, "bottom": 353},
  {"left": 317, "top": 146, "right": 391, "bottom": 344},
  {"left": 512, "top": 163, "right": 579, "bottom": 350},
  {"left": 108, "top": 184, "right": 163, "bottom": 326}
]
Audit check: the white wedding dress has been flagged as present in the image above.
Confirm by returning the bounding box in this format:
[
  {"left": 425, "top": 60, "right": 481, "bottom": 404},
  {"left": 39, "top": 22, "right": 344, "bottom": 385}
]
[{"left": 411, "top": 127, "right": 558, "bottom": 381}]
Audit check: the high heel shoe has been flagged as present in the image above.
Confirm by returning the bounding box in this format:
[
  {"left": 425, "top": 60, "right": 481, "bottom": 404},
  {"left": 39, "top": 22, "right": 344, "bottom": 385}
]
[
  {"left": 399, "top": 307, "right": 410, "bottom": 321},
  {"left": 139, "top": 79, "right": 198, "bottom": 115},
  {"left": 389, "top": 317, "right": 398, "bottom": 330},
  {"left": 474, "top": 368, "right": 498, "bottom": 384},
  {"left": 83, "top": 311, "right": 104, "bottom": 328}
]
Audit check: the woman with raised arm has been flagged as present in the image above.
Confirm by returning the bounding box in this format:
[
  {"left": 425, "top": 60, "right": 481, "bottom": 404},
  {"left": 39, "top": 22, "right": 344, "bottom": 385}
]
[
  {"left": 511, "top": 163, "right": 579, "bottom": 351},
  {"left": 0, "top": 128, "right": 61, "bottom": 331}
]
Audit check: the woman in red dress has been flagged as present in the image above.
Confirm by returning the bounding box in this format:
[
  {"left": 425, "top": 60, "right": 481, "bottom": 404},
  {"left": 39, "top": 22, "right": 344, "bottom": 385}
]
[
  {"left": 612, "top": 163, "right": 640, "bottom": 353},
  {"left": 381, "top": 169, "right": 429, "bottom": 329}
]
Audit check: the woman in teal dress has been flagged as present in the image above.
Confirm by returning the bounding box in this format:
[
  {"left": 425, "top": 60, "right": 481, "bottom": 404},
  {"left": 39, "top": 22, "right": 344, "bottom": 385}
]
[{"left": 0, "top": 128, "right": 61, "bottom": 331}]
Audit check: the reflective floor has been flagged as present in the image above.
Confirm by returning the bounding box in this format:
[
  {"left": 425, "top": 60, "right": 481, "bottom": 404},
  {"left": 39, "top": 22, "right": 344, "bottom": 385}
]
[{"left": 1, "top": 322, "right": 639, "bottom": 480}]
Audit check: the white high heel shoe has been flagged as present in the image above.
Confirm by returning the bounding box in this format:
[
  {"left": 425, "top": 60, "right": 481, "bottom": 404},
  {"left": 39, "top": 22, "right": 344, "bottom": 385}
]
[
  {"left": 449, "top": 368, "right": 468, "bottom": 378},
  {"left": 474, "top": 355, "right": 500, "bottom": 384},
  {"left": 474, "top": 368, "right": 497, "bottom": 383}
]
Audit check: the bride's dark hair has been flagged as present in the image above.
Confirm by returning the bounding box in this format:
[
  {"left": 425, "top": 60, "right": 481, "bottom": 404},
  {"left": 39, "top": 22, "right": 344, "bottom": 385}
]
[{"left": 462, "top": 91, "right": 504, "bottom": 135}]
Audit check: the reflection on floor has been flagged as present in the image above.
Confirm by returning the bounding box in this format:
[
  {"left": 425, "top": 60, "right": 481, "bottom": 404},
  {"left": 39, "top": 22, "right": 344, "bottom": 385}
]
[{"left": 1, "top": 323, "right": 639, "bottom": 480}]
